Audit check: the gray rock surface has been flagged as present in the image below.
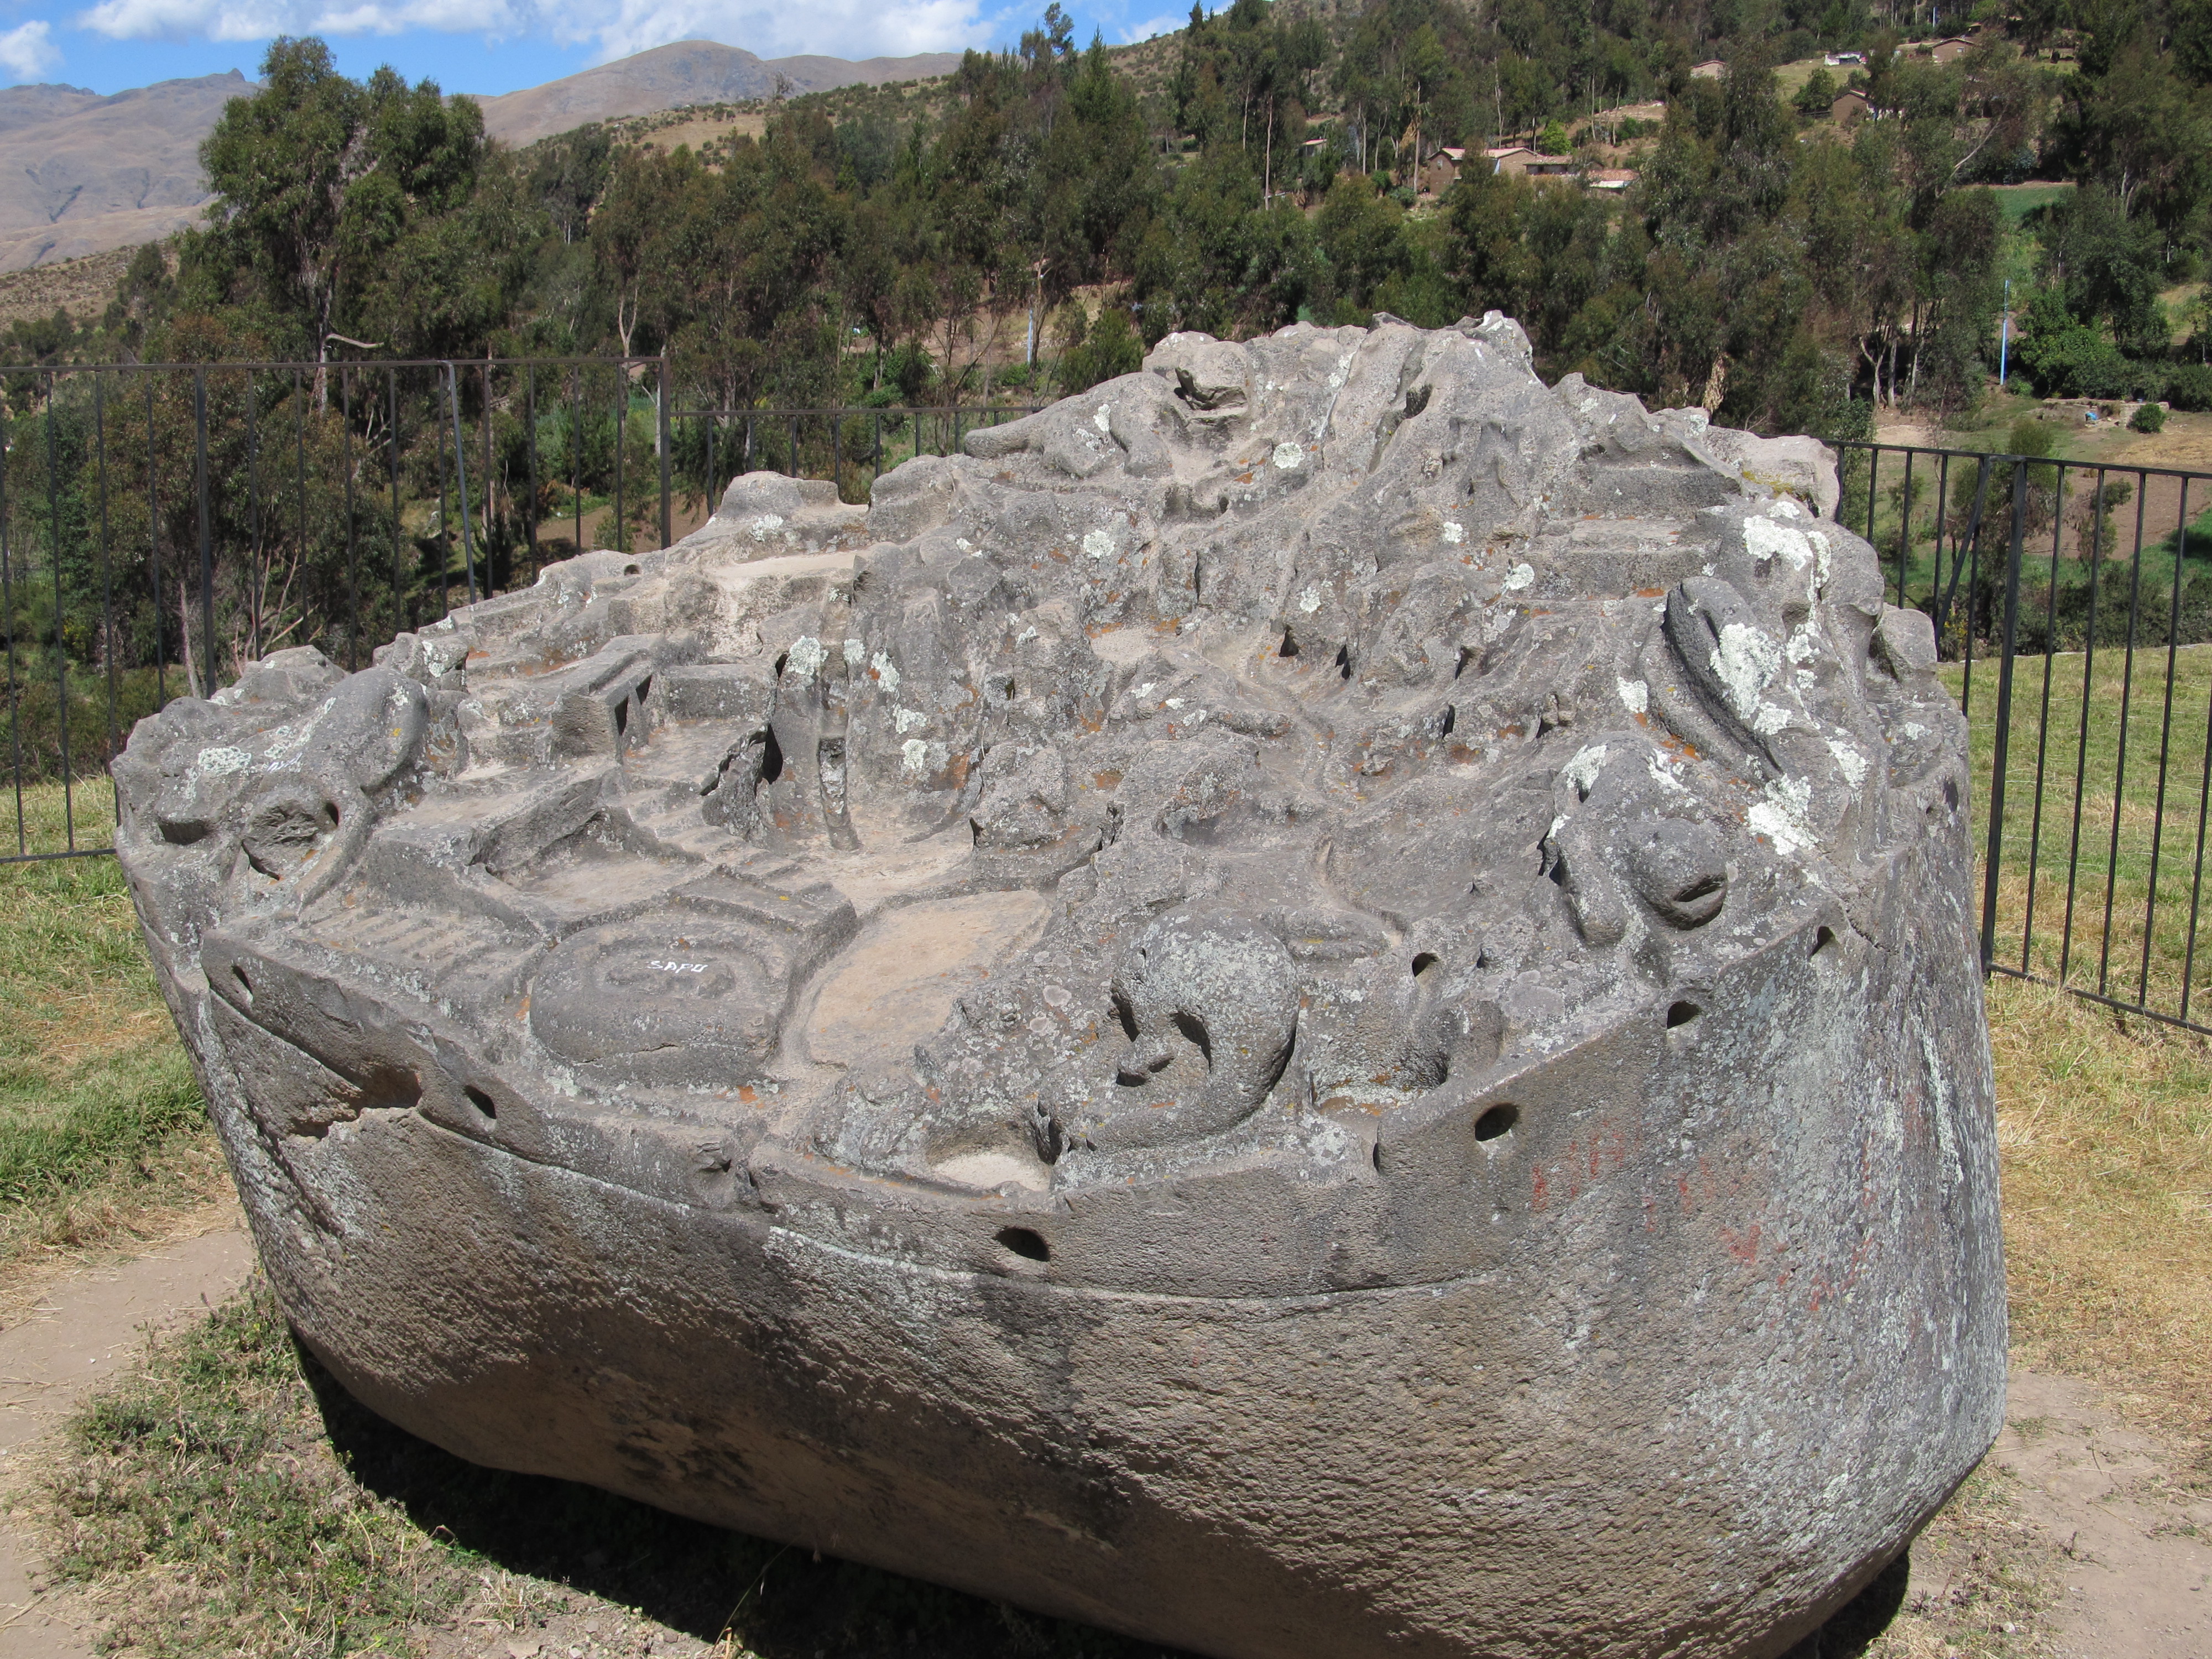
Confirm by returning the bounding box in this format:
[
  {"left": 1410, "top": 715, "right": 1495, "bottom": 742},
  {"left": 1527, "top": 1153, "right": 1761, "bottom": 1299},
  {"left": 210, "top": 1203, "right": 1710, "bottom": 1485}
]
[{"left": 114, "top": 314, "right": 2004, "bottom": 1659}]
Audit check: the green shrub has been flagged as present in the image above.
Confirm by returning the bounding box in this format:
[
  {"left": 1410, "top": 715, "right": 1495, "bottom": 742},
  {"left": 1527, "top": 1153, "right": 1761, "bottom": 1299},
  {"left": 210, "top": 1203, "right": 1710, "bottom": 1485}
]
[
  {"left": 1058, "top": 308, "right": 1144, "bottom": 396},
  {"left": 1795, "top": 66, "right": 1838, "bottom": 116},
  {"left": 2168, "top": 364, "right": 2212, "bottom": 412},
  {"left": 2130, "top": 400, "right": 2167, "bottom": 433}
]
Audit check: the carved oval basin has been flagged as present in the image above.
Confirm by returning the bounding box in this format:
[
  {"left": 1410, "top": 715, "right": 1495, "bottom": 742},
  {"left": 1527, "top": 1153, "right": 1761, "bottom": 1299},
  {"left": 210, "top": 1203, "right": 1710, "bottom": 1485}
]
[{"left": 116, "top": 316, "right": 2002, "bottom": 1659}]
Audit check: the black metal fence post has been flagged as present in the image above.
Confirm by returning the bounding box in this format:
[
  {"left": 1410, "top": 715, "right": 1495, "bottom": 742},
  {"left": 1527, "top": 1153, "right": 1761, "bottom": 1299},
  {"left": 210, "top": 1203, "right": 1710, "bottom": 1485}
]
[
  {"left": 45, "top": 373, "right": 73, "bottom": 847},
  {"left": 341, "top": 369, "right": 359, "bottom": 670},
  {"left": 96, "top": 374, "right": 117, "bottom": 818},
  {"left": 445, "top": 365, "right": 478, "bottom": 607},
  {"left": 658, "top": 357, "right": 672, "bottom": 549},
  {"left": 146, "top": 373, "right": 165, "bottom": 707},
  {"left": 525, "top": 364, "right": 539, "bottom": 568},
  {"left": 389, "top": 367, "right": 404, "bottom": 638},
  {"left": 0, "top": 415, "right": 21, "bottom": 855},
  {"left": 1979, "top": 458, "right": 2028, "bottom": 973},
  {"left": 194, "top": 368, "right": 215, "bottom": 696}
]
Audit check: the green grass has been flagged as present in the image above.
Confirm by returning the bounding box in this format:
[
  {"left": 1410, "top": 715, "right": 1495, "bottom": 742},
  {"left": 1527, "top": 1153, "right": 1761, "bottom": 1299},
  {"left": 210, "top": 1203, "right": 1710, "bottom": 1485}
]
[
  {"left": 39, "top": 1278, "right": 1185, "bottom": 1659},
  {"left": 44, "top": 1284, "right": 463, "bottom": 1657},
  {"left": 1947, "top": 641, "right": 2212, "bottom": 1026},
  {"left": 0, "top": 783, "right": 216, "bottom": 1266},
  {"left": 1988, "top": 181, "right": 2075, "bottom": 225}
]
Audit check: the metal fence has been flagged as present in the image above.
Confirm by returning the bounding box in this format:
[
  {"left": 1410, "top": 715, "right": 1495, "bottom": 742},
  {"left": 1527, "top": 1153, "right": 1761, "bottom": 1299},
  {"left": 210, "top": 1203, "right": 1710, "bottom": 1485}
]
[
  {"left": 10, "top": 382, "right": 2211, "bottom": 1036},
  {"left": 1841, "top": 438, "right": 2212, "bottom": 1033},
  {"left": 0, "top": 352, "right": 1039, "bottom": 864}
]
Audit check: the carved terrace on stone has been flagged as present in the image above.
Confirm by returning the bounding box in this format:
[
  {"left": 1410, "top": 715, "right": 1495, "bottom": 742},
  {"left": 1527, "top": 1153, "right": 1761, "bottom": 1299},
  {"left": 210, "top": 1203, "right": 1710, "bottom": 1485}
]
[{"left": 116, "top": 314, "right": 2004, "bottom": 1659}]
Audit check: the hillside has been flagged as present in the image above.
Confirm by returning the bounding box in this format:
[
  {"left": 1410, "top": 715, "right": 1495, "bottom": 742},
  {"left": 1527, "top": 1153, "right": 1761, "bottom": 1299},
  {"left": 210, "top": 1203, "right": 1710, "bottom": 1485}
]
[
  {"left": 0, "top": 43, "right": 977, "bottom": 271},
  {"left": 0, "top": 72, "right": 246, "bottom": 274},
  {"left": 471, "top": 41, "right": 966, "bottom": 147}
]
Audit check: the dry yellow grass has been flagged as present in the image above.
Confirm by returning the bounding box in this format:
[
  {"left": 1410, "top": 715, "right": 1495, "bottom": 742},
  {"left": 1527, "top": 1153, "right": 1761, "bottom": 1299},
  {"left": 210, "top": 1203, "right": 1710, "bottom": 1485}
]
[{"left": 1987, "top": 975, "right": 2212, "bottom": 1451}]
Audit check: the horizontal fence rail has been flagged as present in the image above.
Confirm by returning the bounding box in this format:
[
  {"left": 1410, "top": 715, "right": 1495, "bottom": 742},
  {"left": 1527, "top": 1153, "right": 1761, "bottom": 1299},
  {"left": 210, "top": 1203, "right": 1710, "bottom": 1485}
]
[
  {"left": 1839, "top": 437, "right": 2212, "bottom": 1034},
  {"left": 0, "top": 353, "right": 1042, "bottom": 864},
  {"left": 10, "top": 380, "right": 2208, "bottom": 1038}
]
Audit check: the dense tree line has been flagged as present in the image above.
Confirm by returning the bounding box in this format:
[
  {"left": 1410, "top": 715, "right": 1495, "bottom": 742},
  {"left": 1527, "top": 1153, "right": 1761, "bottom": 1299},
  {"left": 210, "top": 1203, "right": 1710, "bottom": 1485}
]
[
  {"left": 4, "top": 0, "right": 2212, "bottom": 743},
  {"left": 8, "top": 0, "right": 2212, "bottom": 426}
]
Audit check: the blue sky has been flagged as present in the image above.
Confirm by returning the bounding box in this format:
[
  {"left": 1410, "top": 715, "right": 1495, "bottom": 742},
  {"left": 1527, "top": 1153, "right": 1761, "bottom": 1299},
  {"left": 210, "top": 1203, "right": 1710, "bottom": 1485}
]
[{"left": 0, "top": 0, "right": 1188, "bottom": 97}]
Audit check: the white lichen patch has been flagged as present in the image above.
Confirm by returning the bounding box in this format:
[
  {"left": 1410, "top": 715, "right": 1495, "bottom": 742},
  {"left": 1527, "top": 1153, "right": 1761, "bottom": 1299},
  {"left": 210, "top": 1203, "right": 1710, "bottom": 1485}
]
[
  {"left": 1562, "top": 744, "right": 1609, "bottom": 799},
  {"left": 1503, "top": 564, "right": 1536, "bottom": 592},
  {"left": 900, "top": 738, "right": 930, "bottom": 775},
  {"left": 1083, "top": 529, "right": 1117, "bottom": 559},
  {"left": 1272, "top": 442, "right": 1303, "bottom": 469},
  {"left": 192, "top": 745, "right": 252, "bottom": 780},
  {"left": 872, "top": 651, "right": 900, "bottom": 693},
  {"left": 1747, "top": 775, "right": 1815, "bottom": 855},
  {"left": 1298, "top": 586, "right": 1323, "bottom": 613},
  {"left": 1825, "top": 738, "right": 1869, "bottom": 790},
  {"left": 1094, "top": 404, "right": 1114, "bottom": 433},
  {"left": 1742, "top": 514, "right": 1813, "bottom": 571},
  {"left": 1711, "top": 622, "right": 1790, "bottom": 734},
  {"left": 784, "top": 636, "right": 827, "bottom": 680},
  {"left": 1617, "top": 677, "right": 1649, "bottom": 714},
  {"left": 1442, "top": 521, "right": 1465, "bottom": 544}
]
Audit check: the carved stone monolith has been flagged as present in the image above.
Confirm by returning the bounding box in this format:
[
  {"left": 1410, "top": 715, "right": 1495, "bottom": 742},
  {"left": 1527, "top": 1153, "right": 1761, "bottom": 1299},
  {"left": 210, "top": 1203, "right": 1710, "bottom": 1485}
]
[{"left": 114, "top": 315, "right": 2003, "bottom": 1659}]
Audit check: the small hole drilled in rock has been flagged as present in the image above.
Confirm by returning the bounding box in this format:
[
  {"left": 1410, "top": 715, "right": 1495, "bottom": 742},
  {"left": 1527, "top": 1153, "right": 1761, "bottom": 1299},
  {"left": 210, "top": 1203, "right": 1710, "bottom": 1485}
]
[
  {"left": 1666, "top": 1000, "right": 1702, "bottom": 1029},
  {"left": 231, "top": 964, "right": 253, "bottom": 1002},
  {"left": 774, "top": 652, "right": 789, "bottom": 678},
  {"left": 1279, "top": 628, "right": 1300, "bottom": 658},
  {"left": 758, "top": 727, "right": 784, "bottom": 784},
  {"left": 1438, "top": 704, "right": 1455, "bottom": 736},
  {"left": 623, "top": 562, "right": 640, "bottom": 576},
  {"left": 997, "top": 1227, "right": 1050, "bottom": 1262},
  {"left": 1411, "top": 952, "right": 1440, "bottom": 979},
  {"left": 1335, "top": 644, "right": 1352, "bottom": 680},
  {"left": 1811, "top": 926, "right": 1837, "bottom": 958},
  {"left": 1474, "top": 1104, "right": 1518, "bottom": 1141},
  {"left": 465, "top": 1086, "right": 496, "bottom": 1119}
]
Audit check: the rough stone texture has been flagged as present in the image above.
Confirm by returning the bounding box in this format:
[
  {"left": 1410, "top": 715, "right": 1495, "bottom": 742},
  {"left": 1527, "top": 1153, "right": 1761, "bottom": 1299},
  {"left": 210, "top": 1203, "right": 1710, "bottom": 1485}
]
[{"left": 113, "top": 314, "right": 2004, "bottom": 1659}]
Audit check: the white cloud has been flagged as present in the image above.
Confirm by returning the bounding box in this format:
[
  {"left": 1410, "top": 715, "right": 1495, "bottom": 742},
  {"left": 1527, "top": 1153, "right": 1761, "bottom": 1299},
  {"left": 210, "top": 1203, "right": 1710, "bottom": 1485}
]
[
  {"left": 75, "top": 0, "right": 988, "bottom": 59},
  {"left": 582, "top": 0, "right": 987, "bottom": 60},
  {"left": 1119, "top": 13, "right": 1179, "bottom": 41},
  {"left": 0, "top": 19, "right": 60, "bottom": 80}
]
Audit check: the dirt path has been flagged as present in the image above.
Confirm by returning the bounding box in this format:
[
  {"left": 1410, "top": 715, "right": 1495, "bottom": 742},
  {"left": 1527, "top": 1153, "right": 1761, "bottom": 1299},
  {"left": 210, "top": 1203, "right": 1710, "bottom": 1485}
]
[
  {"left": 0, "top": 1222, "right": 258, "bottom": 1657},
  {"left": 1989, "top": 1368, "right": 2212, "bottom": 1657},
  {"left": 0, "top": 1226, "right": 2200, "bottom": 1657}
]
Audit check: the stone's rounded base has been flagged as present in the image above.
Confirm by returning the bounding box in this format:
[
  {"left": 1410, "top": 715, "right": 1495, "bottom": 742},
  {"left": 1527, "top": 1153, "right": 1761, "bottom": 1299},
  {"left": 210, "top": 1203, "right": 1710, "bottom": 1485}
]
[{"left": 121, "top": 316, "right": 2001, "bottom": 1659}]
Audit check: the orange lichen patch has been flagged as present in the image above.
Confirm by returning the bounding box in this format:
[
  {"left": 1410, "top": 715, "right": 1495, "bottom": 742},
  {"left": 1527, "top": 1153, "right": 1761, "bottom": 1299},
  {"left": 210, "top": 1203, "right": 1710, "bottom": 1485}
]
[
  {"left": 1636, "top": 586, "right": 1668, "bottom": 598},
  {"left": 1092, "top": 770, "right": 1123, "bottom": 789}
]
